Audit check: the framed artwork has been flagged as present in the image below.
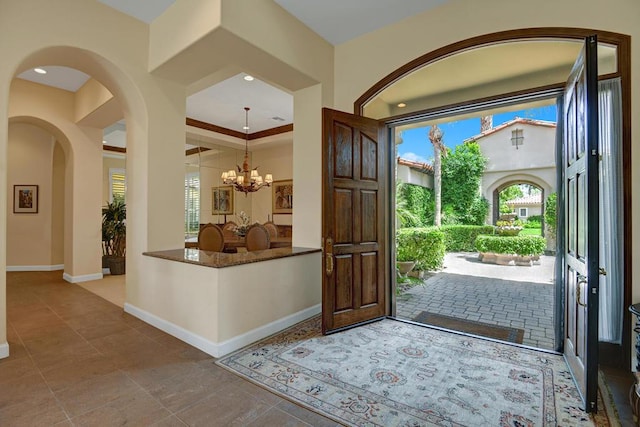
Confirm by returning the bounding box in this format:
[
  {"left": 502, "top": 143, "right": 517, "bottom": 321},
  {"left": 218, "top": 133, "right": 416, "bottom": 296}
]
[
  {"left": 13, "top": 185, "right": 38, "bottom": 214},
  {"left": 272, "top": 180, "right": 293, "bottom": 214},
  {"left": 212, "top": 186, "right": 234, "bottom": 214}
]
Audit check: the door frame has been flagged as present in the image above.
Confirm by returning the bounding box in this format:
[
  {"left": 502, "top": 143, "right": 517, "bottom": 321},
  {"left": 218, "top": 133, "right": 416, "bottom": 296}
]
[{"left": 356, "top": 27, "right": 632, "bottom": 368}]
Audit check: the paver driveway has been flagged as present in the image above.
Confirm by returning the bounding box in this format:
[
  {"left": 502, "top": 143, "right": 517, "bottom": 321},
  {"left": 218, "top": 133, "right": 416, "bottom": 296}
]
[{"left": 395, "top": 252, "right": 556, "bottom": 350}]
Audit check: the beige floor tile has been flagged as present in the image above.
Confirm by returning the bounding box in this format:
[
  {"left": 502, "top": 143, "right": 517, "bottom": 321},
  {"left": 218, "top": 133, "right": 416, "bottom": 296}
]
[
  {"left": 0, "top": 372, "right": 55, "bottom": 411},
  {"left": 0, "top": 394, "right": 68, "bottom": 427},
  {"left": 142, "top": 363, "right": 237, "bottom": 413},
  {"left": 69, "top": 390, "right": 170, "bottom": 426},
  {"left": 247, "top": 407, "right": 312, "bottom": 426},
  {"left": 39, "top": 353, "right": 119, "bottom": 392},
  {"left": 175, "top": 382, "right": 272, "bottom": 426},
  {"left": 78, "top": 275, "right": 125, "bottom": 308},
  {"left": 150, "top": 415, "right": 189, "bottom": 426},
  {"left": 276, "top": 400, "right": 343, "bottom": 427},
  {"left": 54, "top": 371, "right": 142, "bottom": 417}
]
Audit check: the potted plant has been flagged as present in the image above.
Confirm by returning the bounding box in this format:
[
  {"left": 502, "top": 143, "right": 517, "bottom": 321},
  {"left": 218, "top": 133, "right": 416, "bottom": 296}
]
[{"left": 102, "top": 200, "right": 126, "bottom": 275}]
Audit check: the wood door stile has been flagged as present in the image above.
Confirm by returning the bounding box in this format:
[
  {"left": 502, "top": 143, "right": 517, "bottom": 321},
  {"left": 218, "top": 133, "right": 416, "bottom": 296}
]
[
  {"left": 322, "top": 108, "right": 389, "bottom": 334},
  {"left": 562, "top": 35, "right": 599, "bottom": 413}
]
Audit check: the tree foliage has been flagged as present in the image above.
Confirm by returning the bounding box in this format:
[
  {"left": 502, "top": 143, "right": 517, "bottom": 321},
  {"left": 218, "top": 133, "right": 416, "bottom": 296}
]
[
  {"left": 398, "top": 183, "right": 434, "bottom": 227},
  {"left": 499, "top": 185, "right": 523, "bottom": 213},
  {"left": 544, "top": 192, "right": 557, "bottom": 235},
  {"left": 441, "top": 142, "right": 488, "bottom": 225}
]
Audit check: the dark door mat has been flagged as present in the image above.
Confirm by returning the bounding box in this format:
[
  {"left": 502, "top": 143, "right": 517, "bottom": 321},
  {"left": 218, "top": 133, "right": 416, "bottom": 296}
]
[{"left": 413, "top": 311, "right": 525, "bottom": 344}]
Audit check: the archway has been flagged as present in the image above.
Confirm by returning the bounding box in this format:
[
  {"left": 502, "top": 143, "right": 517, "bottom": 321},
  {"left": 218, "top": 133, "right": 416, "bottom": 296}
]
[
  {"left": 355, "top": 27, "right": 631, "bottom": 364},
  {"left": 7, "top": 116, "right": 72, "bottom": 272},
  {"left": 489, "top": 175, "right": 553, "bottom": 226}
]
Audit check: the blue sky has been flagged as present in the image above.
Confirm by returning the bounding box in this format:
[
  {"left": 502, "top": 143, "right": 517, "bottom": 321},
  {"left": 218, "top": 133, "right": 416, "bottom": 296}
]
[{"left": 397, "top": 105, "right": 557, "bottom": 163}]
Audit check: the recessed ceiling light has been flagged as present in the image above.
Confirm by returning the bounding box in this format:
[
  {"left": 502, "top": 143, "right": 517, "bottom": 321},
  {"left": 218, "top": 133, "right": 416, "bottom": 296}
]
[
  {"left": 34, "top": 68, "right": 47, "bottom": 74},
  {"left": 102, "top": 140, "right": 107, "bottom": 144},
  {"left": 243, "top": 126, "right": 250, "bottom": 130},
  {"left": 397, "top": 102, "right": 407, "bottom": 108},
  {"left": 243, "top": 75, "right": 254, "bottom": 81}
]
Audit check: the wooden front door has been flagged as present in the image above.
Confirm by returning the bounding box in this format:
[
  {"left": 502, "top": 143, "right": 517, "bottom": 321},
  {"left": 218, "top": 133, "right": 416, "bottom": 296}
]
[
  {"left": 322, "top": 108, "right": 389, "bottom": 334},
  {"left": 563, "top": 35, "right": 599, "bottom": 412}
]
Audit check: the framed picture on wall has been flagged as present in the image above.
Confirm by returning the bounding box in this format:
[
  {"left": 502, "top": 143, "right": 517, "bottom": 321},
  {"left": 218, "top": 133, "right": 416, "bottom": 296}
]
[
  {"left": 212, "top": 186, "right": 234, "bottom": 214},
  {"left": 13, "top": 185, "right": 38, "bottom": 214},
  {"left": 272, "top": 180, "right": 293, "bottom": 214}
]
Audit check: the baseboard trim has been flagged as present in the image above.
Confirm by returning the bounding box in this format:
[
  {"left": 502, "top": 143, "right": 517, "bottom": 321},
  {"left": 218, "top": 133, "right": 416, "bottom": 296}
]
[
  {"left": 0, "top": 342, "right": 9, "bottom": 359},
  {"left": 6, "top": 264, "right": 64, "bottom": 272},
  {"left": 62, "top": 272, "right": 103, "bottom": 283},
  {"left": 102, "top": 268, "right": 111, "bottom": 275},
  {"left": 124, "top": 303, "right": 321, "bottom": 358}
]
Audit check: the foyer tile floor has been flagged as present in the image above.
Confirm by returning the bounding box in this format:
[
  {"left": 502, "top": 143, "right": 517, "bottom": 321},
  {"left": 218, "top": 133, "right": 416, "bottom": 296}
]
[
  {"left": 2, "top": 270, "right": 633, "bottom": 425},
  {"left": 1, "top": 271, "right": 339, "bottom": 426}
]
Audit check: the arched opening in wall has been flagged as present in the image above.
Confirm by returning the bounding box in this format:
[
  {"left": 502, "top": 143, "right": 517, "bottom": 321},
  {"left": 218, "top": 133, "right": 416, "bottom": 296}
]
[
  {"left": 6, "top": 118, "right": 69, "bottom": 273},
  {"left": 356, "top": 29, "right": 630, "bottom": 367},
  {"left": 7, "top": 46, "right": 148, "bottom": 309},
  {"left": 493, "top": 181, "right": 548, "bottom": 240}
]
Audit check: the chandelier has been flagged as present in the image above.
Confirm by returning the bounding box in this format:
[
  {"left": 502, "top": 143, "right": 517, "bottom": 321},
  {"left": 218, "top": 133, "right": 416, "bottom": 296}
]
[{"left": 221, "top": 107, "right": 273, "bottom": 194}]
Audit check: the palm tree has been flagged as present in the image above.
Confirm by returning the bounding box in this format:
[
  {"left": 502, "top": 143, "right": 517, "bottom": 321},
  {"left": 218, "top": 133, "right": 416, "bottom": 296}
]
[{"left": 428, "top": 125, "right": 445, "bottom": 226}]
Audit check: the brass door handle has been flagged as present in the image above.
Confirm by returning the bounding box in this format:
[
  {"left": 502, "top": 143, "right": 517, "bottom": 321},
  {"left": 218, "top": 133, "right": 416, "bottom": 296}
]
[
  {"left": 577, "top": 275, "right": 588, "bottom": 307},
  {"left": 325, "top": 237, "right": 334, "bottom": 276},
  {"left": 326, "top": 253, "right": 334, "bottom": 276}
]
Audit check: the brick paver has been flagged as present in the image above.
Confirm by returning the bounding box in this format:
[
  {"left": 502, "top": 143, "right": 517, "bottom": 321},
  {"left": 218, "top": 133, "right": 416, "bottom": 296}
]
[{"left": 396, "top": 252, "right": 556, "bottom": 350}]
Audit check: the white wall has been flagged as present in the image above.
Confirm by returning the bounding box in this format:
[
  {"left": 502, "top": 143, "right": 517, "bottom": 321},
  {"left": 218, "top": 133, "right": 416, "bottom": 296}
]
[
  {"left": 397, "top": 164, "right": 433, "bottom": 189},
  {"left": 480, "top": 122, "right": 556, "bottom": 174}
]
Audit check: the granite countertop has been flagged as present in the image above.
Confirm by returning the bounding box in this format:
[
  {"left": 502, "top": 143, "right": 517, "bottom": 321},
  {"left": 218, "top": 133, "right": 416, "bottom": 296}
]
[{"left": 143, "top": 246, "right": 321, "bottom": 268}]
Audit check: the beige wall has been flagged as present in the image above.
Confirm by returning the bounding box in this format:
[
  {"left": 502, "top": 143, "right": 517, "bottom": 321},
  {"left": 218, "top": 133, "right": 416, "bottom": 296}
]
[
  {"left": 6, "top": 123, "right": 62, "bottom": 268},
  {"left": 251, "top": 143, "right": 293, "bottom": 226},
  {"left": 51, "top": 143, "right": 65, "bottom": 266}
]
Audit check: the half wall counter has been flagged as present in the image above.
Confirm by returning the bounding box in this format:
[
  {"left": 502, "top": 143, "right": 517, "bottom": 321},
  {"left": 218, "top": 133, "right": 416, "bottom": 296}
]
[{"left": 128, "top": 247, "right": 322, "bottom": 358}]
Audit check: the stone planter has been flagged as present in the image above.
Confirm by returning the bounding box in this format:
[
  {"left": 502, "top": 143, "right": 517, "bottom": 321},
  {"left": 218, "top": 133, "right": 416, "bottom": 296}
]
[
  {"left": 397, "top": 261, "right": 416, "bottom": 276},
  {"left": 479, "top": 252, "right": 540, "bottom": 267}
]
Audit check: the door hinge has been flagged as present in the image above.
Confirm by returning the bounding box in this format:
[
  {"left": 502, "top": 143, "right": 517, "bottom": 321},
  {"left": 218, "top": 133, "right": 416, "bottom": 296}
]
[
  {"left": 592, "top": 287, "right": 597, "bottom": 294},
  {"left": 591, "top": 149, "right": 597, "bottom": 156}
]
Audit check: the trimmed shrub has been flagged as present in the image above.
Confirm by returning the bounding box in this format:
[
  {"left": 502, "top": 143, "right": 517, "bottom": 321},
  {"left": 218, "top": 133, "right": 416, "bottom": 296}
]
[
  {"left": 439, "top": 225, "right": 495, "bottom": 252},
  {"left": 396, "top": 227, "right": 445, "bottom": 271},
  {"left": 524, "top": 219, "right": 542, "bottom": 229},
  {"left": 475, "top": 235, "right": 546, "bottom": 256}
]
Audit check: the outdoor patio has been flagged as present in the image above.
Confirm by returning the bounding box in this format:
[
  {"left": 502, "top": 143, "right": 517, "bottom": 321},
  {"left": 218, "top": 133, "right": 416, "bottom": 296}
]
[{"left": 396, "top": 252, "right": 556, "bottom": 350}]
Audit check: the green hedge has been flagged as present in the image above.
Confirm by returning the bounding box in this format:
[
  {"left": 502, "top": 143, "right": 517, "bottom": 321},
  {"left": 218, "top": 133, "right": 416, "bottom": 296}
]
[
  {"left": 475, "top": 235, "right": 546, "bottom": 256},
  {"left": 439, "top": 225, "right": 495, "bottom": 252},
  {"left": 396, "top": 227, "right": 445, "bottom": 271}
]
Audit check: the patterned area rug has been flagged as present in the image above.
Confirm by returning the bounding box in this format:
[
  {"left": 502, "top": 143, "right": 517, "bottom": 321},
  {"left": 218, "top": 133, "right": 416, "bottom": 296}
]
[
  {"left": 217, "top": 317, "right": 614, "bottom": 426},
  {"left": 413, "top": 311, "right": 525, "bottom": 344}
]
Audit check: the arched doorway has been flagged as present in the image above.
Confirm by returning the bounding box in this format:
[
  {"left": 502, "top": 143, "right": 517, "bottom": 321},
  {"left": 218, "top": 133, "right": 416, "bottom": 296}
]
[{"left": 349, "top": 28, "right": 631, "bottom": 365}]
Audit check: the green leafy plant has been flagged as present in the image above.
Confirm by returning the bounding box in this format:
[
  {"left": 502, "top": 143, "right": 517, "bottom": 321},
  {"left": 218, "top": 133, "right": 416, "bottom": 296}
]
[
  {"left": 475, "top": 235, "right": 546, "bottom": 256},
  {"left": 544, "top": 192, "right": 557, "bottom": 235},
  {"left": 398, "top": 182, "right": 434, "bottom": 227},
  {"left": 439, "top": 225, "right": 495, "bottom": 252},
  {"left": 395, "top": 181, "right": 420, "bottom": 228},
  {"left": 524, "top": 219, "right": 542, "bottom": 229},
  {"left": 396, "top": 227, "right": 445, "bottom": 271},
  {"left": 102, "top": 200, "right": 126, "bottom": 257}
]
